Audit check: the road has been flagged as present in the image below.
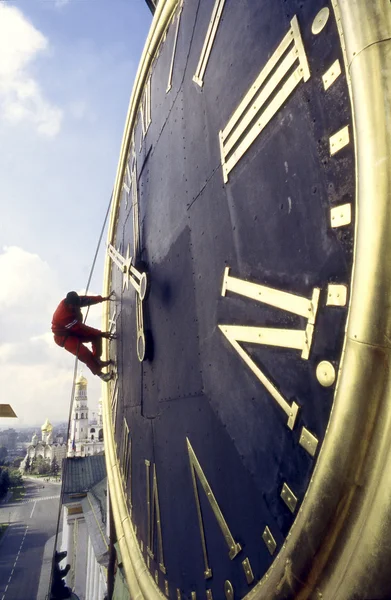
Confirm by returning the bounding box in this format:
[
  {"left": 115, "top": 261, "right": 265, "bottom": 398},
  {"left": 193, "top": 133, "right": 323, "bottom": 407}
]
[{"left": 0, "top": 478, "right": 61, "bottom": 600}]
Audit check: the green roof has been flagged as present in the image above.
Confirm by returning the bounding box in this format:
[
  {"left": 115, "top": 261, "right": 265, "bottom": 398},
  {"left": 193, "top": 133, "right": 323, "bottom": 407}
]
[{"left": 62, "top": 455, "right": 106, "bottom": 503}]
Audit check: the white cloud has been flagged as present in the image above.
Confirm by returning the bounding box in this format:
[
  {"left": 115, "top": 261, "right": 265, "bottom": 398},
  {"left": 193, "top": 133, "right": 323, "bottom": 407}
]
[
  {"left": 0, "top": 246, "right": 60, "bottom": 341},
  {"left": 0, "top": 4, "right": 63, "bottom": 137},
  {"left": 0, "top": 246, "right": 103, "bottom": 425}
]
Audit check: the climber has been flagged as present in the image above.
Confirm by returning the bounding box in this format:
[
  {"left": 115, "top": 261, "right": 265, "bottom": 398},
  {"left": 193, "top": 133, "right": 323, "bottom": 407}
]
[{"left": 52, "top": 291, "right": 116, "bottom": 382}]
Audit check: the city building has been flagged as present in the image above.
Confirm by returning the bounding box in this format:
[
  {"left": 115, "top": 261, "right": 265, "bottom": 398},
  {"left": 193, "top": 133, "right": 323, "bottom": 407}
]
[
  {"left": 60, "top": 455, "right": 109, "bottom": 600},
  {"left": 0, "top": 428, "right": 17, "bottom": 450}
]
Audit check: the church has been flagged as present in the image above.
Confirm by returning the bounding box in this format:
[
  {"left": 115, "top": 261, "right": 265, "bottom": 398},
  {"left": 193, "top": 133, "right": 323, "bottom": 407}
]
[{"left": 22, "top": 418, "right": 67, "bottom": 467}]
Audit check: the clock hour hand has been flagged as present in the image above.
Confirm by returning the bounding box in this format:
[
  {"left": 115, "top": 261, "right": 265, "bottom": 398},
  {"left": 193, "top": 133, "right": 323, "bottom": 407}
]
[{"left": 107, "top": 243, "right": 148, "bottom": 300}]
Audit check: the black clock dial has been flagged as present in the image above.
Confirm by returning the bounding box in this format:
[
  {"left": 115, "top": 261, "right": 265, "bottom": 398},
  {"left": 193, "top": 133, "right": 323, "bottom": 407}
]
[{"left": 106, "top": 1, "right": 356, "bottom": 598}]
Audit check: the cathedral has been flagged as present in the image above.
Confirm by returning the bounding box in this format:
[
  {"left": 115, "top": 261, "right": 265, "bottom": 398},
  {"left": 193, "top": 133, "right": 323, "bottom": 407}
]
[
  {"left": 22, "top": 418, "right": 67, "bottom": 467},
  {"left": 67, "top": 374, "right": 104, "bottom": 457}
]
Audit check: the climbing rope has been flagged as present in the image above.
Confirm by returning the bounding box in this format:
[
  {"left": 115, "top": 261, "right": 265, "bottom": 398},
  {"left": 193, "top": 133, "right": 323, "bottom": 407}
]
[{"left": 47, "top": 191, "right": 113, "bottom": 600}]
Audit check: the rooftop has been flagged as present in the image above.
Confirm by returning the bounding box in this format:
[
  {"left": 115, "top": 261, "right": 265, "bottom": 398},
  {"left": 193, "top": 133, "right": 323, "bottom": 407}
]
[{"left": 62, "top": 455, "right": 106, "bottom": 504}]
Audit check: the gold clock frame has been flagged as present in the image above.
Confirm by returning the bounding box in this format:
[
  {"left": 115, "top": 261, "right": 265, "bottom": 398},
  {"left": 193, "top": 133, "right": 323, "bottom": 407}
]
[{"left": 102, "top": 1, "right": 391, "bottom": 598}]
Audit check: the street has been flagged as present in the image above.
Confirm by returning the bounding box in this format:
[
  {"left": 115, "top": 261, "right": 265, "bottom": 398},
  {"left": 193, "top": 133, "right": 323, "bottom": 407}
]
[{"left": 0, "top": 478, "right": 61, "bottom": 600}]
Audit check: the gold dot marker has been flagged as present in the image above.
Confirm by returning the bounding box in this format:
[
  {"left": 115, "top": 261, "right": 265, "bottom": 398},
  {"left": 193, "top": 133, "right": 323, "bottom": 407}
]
[
  {"left": 316, "top": 361, "right": 336, "bottom": 387},
  {"left": 312, "top": 7, "right": 330, "bottom": 35}
]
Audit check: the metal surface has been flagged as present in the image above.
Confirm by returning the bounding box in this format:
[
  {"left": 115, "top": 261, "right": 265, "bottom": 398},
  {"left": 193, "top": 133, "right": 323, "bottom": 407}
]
[{"left": 102, "top": 1, "right": 391, "bottom": 598}]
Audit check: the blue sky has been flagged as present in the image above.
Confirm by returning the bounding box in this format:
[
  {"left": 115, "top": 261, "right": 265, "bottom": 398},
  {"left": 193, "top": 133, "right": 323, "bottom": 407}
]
[{"left": 0, "top": 0, "right": 152, "bottom": 427}]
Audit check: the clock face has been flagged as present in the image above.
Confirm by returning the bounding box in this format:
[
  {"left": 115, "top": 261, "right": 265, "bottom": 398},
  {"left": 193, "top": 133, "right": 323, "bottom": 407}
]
[{"left": 105, "top": 1, "right": 356, "bottom": 598}]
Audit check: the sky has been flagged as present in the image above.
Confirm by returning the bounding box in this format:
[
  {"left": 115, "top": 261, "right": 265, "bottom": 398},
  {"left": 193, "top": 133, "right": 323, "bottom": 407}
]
[{"left": 0, "top": 0, "right": 152, "bottom": 428}]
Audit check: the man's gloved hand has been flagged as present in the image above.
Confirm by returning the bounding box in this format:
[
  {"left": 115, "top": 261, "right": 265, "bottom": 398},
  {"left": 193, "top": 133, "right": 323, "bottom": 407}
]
[{"left": 103, "top": 291, "right": 115, "bottom": 301}]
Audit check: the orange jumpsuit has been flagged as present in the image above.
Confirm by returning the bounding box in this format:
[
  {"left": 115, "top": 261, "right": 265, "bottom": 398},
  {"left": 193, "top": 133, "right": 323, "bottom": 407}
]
[{"left": 51, "top": 295, "right": 104, "bottom": 376}]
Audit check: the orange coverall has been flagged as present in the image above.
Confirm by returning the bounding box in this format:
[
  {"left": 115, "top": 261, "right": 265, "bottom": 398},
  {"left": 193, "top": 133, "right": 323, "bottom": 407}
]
[{"left": 51, "top": 295, "right": 104, "bottom": 376}]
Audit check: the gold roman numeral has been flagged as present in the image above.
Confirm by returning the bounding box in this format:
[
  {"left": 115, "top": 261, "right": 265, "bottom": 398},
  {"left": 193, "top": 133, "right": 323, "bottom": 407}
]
[
  {"left": 219, "top": 268, "right": 320, "bottom": 429},
  {"left": 140, "top": 75, "right": 151, "bottom": 139},
  {"left": 111, "top": 382, "right": 118, "bottom": 432},
  {"left": 167, "top": 1, "right": 183, "bottom": 93},
  {"left": 120, "top": 418, "right": 131, "bottom": 494},
  {"left": 219, "top": 15, "right": 310, "bottom": 182},
  {"left": 193, "top": 0, "right": 226, "bottom": 87},
  {"left": 145, "top": 460, "right": 166, "bottom": 574},
  {"left": 122, "top": 163, "right": 131, "bottom": 209},
  {"left": 187, "top": 438, "right": 241, "bottom": 579}
]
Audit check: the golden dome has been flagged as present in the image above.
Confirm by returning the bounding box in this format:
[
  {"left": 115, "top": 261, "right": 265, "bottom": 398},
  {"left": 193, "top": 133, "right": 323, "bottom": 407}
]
[
  {"left": 41, "top": 418, "right": 53, "bottom": 432},
  {"left": 76, "top": 374, "right": 88, "bottom": 386}
]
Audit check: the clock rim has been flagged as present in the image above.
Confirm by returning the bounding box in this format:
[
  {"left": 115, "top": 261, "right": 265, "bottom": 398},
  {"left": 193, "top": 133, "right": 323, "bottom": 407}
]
[{"left": 102, "top": 1, "right": 391, "bottom": 598}]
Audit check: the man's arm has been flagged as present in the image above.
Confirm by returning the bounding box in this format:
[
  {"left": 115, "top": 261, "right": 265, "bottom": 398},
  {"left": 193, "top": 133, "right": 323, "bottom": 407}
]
[
  {"left": 79, "top": 291, "right": 115, "bottom": 307},
  {"left": 79, "top": 295, "right": 103, "bottom": 308}
]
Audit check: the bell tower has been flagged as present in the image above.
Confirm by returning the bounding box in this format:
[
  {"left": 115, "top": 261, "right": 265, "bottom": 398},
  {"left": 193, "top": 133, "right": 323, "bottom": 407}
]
[{"left": 68, "top": 374, "right": 89, "bottom": 455}]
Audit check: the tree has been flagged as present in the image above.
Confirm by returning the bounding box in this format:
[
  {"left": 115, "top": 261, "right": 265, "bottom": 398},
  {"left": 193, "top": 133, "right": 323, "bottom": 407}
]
[
  {"left": 30, "top": 457, "right": 37, "bottom": 474},
  {"left": 0, "top": 468, "right": 10, "bottom": 498},
  {"left": 36, "top": 456, "right": 50, "bottom": 475},
  {"left": 24, "top": 456, "right": 31, "bottom": 473},
  {"left": 8, "top": 469, "right": 22, "bottom": 487},
  {"left": 12, "top": 457, "right": 24, "bottom": 469},
  {"left": 0, "top": 447, "right": 7, "bottom": 466},
  {"left": 50, "top": 456, "right": 59, "bottom": 477}
]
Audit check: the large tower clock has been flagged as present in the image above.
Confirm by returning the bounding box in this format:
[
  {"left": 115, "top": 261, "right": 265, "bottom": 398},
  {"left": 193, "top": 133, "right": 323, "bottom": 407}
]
[{"left": 102, "top": 1, "right": 391, "bottom": 598}]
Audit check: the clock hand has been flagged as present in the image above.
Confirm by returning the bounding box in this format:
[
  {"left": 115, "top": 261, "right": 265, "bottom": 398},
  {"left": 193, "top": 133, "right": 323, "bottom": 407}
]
[
  {"left": 107, "top": 243, "right": 148, "bottom": 300},
  {"left": 129, "top": 149, "right": 148, "bottom": 362}
]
